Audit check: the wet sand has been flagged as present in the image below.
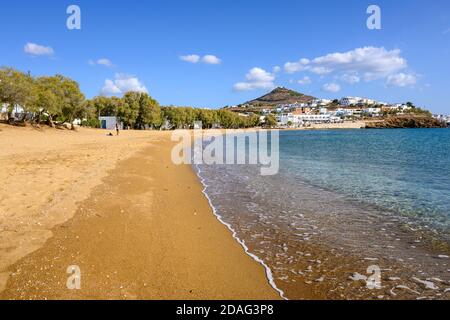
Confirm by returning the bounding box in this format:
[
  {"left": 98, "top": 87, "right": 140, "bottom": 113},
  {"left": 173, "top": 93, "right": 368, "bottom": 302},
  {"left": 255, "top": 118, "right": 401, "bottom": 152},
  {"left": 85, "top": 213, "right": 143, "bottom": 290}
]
[{"left": 0, "top": 124, "right": 280, "bottom": 300}]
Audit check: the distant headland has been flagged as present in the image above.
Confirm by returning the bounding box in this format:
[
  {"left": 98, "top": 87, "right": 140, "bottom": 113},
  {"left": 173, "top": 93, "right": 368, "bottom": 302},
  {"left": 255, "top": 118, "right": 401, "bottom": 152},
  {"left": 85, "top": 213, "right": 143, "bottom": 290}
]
[{"left": 224, "top": 87, "right": 449, "bottom": 129}]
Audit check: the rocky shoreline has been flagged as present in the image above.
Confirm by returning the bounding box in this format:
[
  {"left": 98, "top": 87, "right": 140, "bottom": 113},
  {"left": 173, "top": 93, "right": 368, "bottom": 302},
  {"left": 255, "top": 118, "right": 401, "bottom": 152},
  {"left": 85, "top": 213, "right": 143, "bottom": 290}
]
[{"left": 365, "top": 115, "right": 447, "bottom": 129}]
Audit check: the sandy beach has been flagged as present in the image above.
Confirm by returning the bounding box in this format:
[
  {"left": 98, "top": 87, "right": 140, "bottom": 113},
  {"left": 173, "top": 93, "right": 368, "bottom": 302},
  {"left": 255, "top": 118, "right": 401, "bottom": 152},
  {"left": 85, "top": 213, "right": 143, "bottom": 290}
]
[{"left": 0, "top": 124, "right": 280, "bottom": 300}]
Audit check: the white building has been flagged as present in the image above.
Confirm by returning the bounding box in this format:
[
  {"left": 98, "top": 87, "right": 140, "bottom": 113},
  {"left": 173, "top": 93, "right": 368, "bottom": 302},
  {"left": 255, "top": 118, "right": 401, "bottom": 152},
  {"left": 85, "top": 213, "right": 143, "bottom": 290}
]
[
  {"left": 340, "top": 97, "right": 378, "bottom": 106},
  {"left": 358, "top": 98, "right": 377, "bottom": 105},
  {"left": 99, "top": 116, "right": 123, "bottom": 130},
  {"left": 363, "top": 107, "right": 381, "bottom": 116},
  {"left": 399, "top": 104, "right": 412, "bottom": 111},
  {"left": 340, "top": 97, "right": 362, "bottom": 106},
  {"left": 319, "top": 107, "right": 329, "bottom": 115},
  {"left": 1, "top": 104, "right": 24, "bottom": 115},
  {"left": 387, "top": 104, "right": 412, "bottom": 112},
  {"left": 279, "top": 113, "right": 334, "bottom": 126},
  {"left": 433, "top": 114, "right": 450, "bottom": 126},
  {"left": 276, "top": 103, "right": 309, "bottom": 111},
  {"left": 334, "top": 108, "right": 363, "bottom": 117},
  {"left": 279, "top": 113, "right": 298, "bottom": 125},
  {"left": 313, "top": 99, "right": 332, "bottom": 106},
  {"left": 297, "top": 114, "right": 332, "bottom": 122}
]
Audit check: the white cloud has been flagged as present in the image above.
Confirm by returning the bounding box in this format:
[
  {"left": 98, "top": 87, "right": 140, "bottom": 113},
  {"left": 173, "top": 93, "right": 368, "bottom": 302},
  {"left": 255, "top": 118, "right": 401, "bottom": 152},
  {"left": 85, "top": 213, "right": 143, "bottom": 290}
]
[
  {"left": 284, "top": 58, "right": 310, "bottom": 73},
  {"left": 322, "top": 83, "right": 341, "bottom": 93},
  {"left": 202, "top": 55, "right": 221, "bottom": 64},
  {"left": 340, "top": 74, "right": 360, "bottom": 84},
  {"left": 97, "top": 58, "right": 113, "bottom": 67},
  {"left": 310, "top": 66, "right": 333, "bottom": 75},
  {"left": 101, "top": 79, "right": 122, "bottom": 95},
  {"left": 386, "top": 73, "right": 417, "bottom": 87},
  {"left": 273, "top": 66, "right": 281, "bottom": 73},
  {"left": 180, "top": 54, "right": 201, "bottom": 63},
  {"left": 297, "top": 76, "right": 311, "bottom": 85},
  {"left": 89, "top": 58, "right": 113, "bottom": 67},
  {"left": 284, "top": 47, "right": 410, "bottom": 83},
  {"left": 180, "top": 54, "right": 222, "bottom": 64},
  {"left": 233, "top": 67, "right": 275, "bottom": 91},
  {"left": 24, "top": 42, "right": 54, "bottom": 56},
  {"left": 100, "top": 74, "right": 148, "bottom": 96}
]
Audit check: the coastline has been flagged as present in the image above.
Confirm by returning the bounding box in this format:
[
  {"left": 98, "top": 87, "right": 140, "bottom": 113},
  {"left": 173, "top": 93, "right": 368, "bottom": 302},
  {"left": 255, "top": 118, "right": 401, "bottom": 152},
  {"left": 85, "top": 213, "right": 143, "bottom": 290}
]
[
  {"left": 194, "top": 128, "right": 450, "bottom": 300},
  {"left": 0, "top": 125, "right": 280, "bottom": 300},
  {"left": 2, "top": 125, "right": 448, "bottom": 300},
  {"left": 193, "top": 161, "right": 287, "bottom": 300}
]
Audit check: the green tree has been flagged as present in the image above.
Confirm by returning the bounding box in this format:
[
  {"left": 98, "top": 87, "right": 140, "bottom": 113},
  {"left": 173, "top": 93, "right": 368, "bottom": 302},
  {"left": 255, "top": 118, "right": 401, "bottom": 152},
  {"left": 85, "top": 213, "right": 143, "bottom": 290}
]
[
  {"left": 196, "top": 109, "right": 214, "bottom": 129},
  {"left": 161, "top": 106, "right": 191, "bottom": 129},
  {"left": 136, "top": 93, "right": 162, "bottom": 129},
  {"left": 265, "top": 114, "right": 277, "bottom": 128},
  {"left": 33, "top": 77, "right": 59, "bottom": 125},
  {"left": 59, "top": 76, "right": 85, "bottom": 129},
  {"left": 120, "top": 92, "right": 141, "bottom": 128},
  {"left": 87, "top": 96, "right": 120, "bottom": 117},
  {"left": 406, "top": 102, "right": 416, "bottom": 109},
  {"left": 217, "top": 110, "right": 235, "bottom": 128},
  {"left": 247, "top": 114, "right": 261, "bottom": 128},
  {"left": 0, "top": 67, "right": 35, "bottom": 123}
]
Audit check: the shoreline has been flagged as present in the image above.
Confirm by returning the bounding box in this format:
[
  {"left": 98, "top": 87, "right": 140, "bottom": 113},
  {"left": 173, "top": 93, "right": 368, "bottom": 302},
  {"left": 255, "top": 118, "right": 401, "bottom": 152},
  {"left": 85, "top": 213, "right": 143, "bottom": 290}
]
[
  {"left": 0, "top": 125, "right": 280, "bottom": 300},
  {"left": 2, "top": 125, "right": 448, "bottom": 300},
  {"left": 193, "top": 128, "right": 450, "bottom": 300},
  {"left": 193, "top": 162, "right": 287, "bottom": 300}
]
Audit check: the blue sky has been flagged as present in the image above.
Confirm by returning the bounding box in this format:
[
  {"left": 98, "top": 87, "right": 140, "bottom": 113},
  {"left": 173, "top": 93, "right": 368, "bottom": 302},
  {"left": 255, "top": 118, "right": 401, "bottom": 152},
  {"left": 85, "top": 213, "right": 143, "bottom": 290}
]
[{"left": 0, "top": 0, "right": 449, "bottom": 113}]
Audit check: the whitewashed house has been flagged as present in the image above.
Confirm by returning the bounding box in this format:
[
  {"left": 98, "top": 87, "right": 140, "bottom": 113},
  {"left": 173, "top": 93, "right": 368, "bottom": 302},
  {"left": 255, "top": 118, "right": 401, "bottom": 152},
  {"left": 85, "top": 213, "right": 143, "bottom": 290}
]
[
  {"left": 340, "top": 97, "right": 378, "bottom": 106},
  {"left": 340, "top": 97, "right": 361, "bottom": 106},
  {"left": 279, "top": 113, "right": 298, "bottom": 126},
  {"left": 363, "top": 108, "right": 381, "bottom": 116},
  {"left": 319, "top": 107, "right": 329, "bottom": 115},
  {"left": 313, "top": 99, "right": 332, "bottom": 106},
  {"left": 280, "top": 113, "right": 333, "bottom": 126},
  {"left": 358, "top": 98, "right": 377, "bottom": 105},
  {"left": 99, "top": 116, "right": 123, "bottom": 130},
  {"left": 297, "top": 114, "right": 332, "bottom": 123},
  {"left": 1, "top": 104, "right": 26, "bottom": 120}
]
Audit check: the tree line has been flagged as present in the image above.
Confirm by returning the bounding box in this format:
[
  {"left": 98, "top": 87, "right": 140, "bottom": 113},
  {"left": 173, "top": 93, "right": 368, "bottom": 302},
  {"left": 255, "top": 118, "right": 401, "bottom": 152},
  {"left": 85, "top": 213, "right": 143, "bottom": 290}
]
[
  {"left": 0, "top": 67, "right": 84, "bottom": 128},
  {"left": 0, "top": 67, "right": 271, "bottom": 130}
]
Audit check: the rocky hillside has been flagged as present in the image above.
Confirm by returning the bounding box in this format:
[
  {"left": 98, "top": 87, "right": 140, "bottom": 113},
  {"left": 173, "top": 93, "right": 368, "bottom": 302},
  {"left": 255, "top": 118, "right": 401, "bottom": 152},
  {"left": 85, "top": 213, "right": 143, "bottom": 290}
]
[
  {"left": 366, "top": 115, "right": 447, "bottom": 129},
  {"left": 244, "top": 87, "right": 316, "bottom": 107}
]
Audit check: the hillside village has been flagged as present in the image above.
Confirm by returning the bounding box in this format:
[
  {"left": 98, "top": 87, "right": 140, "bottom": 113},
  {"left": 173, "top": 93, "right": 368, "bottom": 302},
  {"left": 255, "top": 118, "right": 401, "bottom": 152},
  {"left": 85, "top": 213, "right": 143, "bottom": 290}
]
[{"left": 225, "top": 87, "right": 450, "bottom": 128}]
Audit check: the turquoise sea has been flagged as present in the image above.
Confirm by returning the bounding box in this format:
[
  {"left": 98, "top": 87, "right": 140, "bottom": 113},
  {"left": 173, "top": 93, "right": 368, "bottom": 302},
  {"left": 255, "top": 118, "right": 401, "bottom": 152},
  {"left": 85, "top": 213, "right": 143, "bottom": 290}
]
[
  {"left": 280, "top": 128, "right": 450, "bottom": 231},
  {"left": 195, "top": 128, "right": 450, "bottom": 299}
]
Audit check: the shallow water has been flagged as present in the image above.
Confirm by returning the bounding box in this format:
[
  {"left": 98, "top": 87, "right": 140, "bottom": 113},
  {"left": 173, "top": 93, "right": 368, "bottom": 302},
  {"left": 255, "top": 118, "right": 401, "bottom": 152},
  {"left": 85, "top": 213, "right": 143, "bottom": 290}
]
[{"left": 194, "top": 128, "right": 450, "bottom": 299}]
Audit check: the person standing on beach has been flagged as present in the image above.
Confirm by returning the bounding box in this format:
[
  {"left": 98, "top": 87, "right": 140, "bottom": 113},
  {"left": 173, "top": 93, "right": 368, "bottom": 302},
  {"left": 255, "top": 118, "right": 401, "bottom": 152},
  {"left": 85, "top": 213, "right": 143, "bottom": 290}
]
[{"left": 116, "top": 123, "right": 120, "bottom": 136}]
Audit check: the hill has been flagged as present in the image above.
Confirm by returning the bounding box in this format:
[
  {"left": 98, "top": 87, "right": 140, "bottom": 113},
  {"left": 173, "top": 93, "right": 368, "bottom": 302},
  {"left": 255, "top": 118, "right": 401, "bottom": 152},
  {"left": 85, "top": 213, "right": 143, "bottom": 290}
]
[{"left": 244, "top": 87, "right": 316, "bottom": 107}]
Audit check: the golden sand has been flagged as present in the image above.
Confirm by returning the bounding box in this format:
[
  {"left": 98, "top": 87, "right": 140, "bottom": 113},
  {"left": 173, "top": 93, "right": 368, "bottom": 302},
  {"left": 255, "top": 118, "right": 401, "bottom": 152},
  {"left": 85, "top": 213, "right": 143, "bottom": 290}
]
[{"left": 0, "top": 124, "right": 280, "bottom": 299}]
